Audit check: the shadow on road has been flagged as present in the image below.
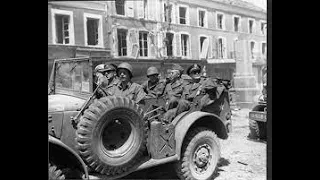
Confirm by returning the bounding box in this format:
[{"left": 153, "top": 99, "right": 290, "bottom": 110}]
[{"left": 212, "top": 157, "right": 231, "bottom": 179}]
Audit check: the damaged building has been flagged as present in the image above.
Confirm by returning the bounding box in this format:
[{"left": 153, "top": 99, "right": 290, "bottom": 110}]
[{"left": 48, "top": 0, "right": 266, "bottom": 107}]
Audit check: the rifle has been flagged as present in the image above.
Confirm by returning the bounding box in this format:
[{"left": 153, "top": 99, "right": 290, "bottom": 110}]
[{"left": 71, "top": 83, "right": 107, "bottom": 129}]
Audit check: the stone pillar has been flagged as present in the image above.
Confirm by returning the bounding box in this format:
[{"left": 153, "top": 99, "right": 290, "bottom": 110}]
[{"left": 233, "top": 40, "right": 260, "bottom": 109}]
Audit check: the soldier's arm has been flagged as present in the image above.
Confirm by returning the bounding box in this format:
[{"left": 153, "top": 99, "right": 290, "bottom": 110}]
[{"left": 134, "top": 84, "right": 147, "bottom": 104}]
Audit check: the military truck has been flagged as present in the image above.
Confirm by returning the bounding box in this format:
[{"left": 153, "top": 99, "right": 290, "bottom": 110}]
[
  {"left": 48, "top": 57, "right": 232, "bottom": 180},
  {"left": 248, "top": 68, "right": 267, "bottom": 140}
]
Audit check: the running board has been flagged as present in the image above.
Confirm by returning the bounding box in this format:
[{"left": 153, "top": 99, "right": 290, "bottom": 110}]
[{"left": 137, "top": 154, "right": 179, "bottom": 171}]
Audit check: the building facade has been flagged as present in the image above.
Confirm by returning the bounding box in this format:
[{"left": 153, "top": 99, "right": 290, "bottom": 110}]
[{"left": 48, "top": 0, "right": 267, "bottom": 106}]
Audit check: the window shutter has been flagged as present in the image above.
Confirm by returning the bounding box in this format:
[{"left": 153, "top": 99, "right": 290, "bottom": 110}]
[
  {"left": 126, "top": 1, "right": 134, "bottom": 17},
  {"left": 113, "top": 28, "right": 118, "bottom": 57},
  {"left": 171, "top": 3, "right": 176, "bottom": 24},
  {"left": 157, "top": 32, "right": 164, "bottom": 57},
  {"left": 175, "top": 33, "right": 181, "bottom": 57},
  {"left": 208, "top": 36, "right": 212, "bottom": 58},
  {"left": 148, "top": 0, "right": 155, "bottom": 20},
  {"left": 137, "top": 0, "right": 144, "bottom": 18},
  {"left": 222, "top": 38, "right": 227, "bottom": 59},
  {"left": 128, "top": 29, "right": 139, "bottom": 58},
  {"left": 148, "top": 32, "right": 156, "bottom": 58},
  {"left": 211, "top": 36, "right": 217, "bottom": 59},
  {"left": 200, "top": 38, "right": 209, "bottom": 59}
]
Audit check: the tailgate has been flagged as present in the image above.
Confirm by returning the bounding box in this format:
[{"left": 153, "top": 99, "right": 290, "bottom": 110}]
[{"left": 249, "top": 111, "right": 267, "bottom": 122}]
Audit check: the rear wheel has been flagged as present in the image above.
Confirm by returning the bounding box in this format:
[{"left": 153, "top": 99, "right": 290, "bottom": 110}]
[
  {"left": 175, "top": 127, "right": 220, "bottom": 180},
  {"left": 76, "top": 96, "right": 147, "bottom": 177},
  {"left": 249, "top": 119, "right": 266, "bottom": 140}
]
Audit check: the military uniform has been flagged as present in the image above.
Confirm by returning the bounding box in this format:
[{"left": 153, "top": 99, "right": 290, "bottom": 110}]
[
  {"left": 183, "top": 64, "right": 224, "bottom": 110},
  {"left": 141, "top": 79, "right": 167, "bottom": 98},
  {"left": 107, "top": 81, "right": 146, "bottom": 103},
  {"left": 162, "top": 64, "right": 191, "bottom": 122}
]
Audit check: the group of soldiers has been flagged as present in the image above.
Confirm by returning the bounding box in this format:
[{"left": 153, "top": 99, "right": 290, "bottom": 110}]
[{"left": 94, "top": 62, "right": 225, "bottom": 122}]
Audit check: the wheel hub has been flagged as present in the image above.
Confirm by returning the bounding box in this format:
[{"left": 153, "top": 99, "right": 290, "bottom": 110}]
[{"left": 193, "top": 144, "right": 212, "bottom": 171}]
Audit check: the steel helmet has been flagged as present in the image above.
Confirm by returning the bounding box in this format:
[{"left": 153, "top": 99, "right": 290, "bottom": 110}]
[
  {"left": 147, "top": 66, "right": 159, "bottom": 76},
  {"left": 94, "top": 64, "right": 105, "bottom": 73},
  {"left": 117, "top": 62, "right": 133, "bottom": 78}
]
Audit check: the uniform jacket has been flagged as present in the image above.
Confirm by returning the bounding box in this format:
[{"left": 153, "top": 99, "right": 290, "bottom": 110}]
[
  {"left": 163, "top": 78, "right": 189, "bottom": 102},
  {"left": 141, "top": 79, "right": 167, "bottom": 98},
  {"left": 107, "top": 80, "right": 146, "bottom": 103}
]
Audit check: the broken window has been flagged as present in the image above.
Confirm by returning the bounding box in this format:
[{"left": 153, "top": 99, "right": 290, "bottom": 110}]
[
  {"left": 165, "top": 33, "right": 174, "bottom": 56},
  {"left": 261, "top": 22, "right": 266, "bottom": 35},
  {"left": 115, "top": 0, "right": 125, "bottom": 15},
  {"left": 199, "top": 10, "right": 205, "bottom": 27},
  {"left": 117, "top": 29, "right": 127, "bottom": 56},
  {"left": 139, "top": 31, "right": 148, "bottom": 57},
  {"left": 234, "top": 16, "right": 239, "bottom": 32},
  {"left": 86, "top": 18, "right": 99, "bottom": 46},
  {"left": 181, "top": 34, "right": 189, "bottom": 57},
  {"left": 179, "top": 6, "right": 186, "bottom": 24},
  {"left": 249, "top": 19, "right": 254, "bottom": 34},
  {"left": 55, "top": 14, "right": 70, "bottom": 44},
  {"left": 217, "top": 13, "right": 224, "bottom": 30},
  {"left": 164, "top": 3, "right": 172, "bottom": 23},
  {"left": 250, "top": 41, "right": 255, "bottom": 59},
  {"left": 218, "top": 38, "right": 226, "bottom": 59}
]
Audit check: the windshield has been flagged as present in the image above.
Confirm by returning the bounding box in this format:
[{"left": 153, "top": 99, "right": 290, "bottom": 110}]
[{"left": 54, "top": 60, "right": 91, "bottom": 94}]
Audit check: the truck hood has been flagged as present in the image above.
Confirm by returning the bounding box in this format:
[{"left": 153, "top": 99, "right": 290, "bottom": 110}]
[{"left": 48, "top": 94, "right": 86, "bottom": 112}]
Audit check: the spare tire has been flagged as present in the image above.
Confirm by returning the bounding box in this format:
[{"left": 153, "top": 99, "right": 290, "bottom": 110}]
[{"left": 75, "top": 96, "right": 147, "bottom": 177}]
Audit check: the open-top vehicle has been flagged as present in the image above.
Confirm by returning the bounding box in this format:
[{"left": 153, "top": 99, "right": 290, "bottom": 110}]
[{"left": 48, "top": 57, "right": 232, "bottom": 180}]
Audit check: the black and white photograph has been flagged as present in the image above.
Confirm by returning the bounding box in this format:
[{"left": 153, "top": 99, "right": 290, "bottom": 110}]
[{"left": 48, "top": 0, "right": 269, "bottom": 179}]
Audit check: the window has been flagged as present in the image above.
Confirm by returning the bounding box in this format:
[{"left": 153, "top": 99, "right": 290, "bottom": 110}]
[
  {"left": 139, "top": 31, "right": 148, "bottom": 57},
  {"left": 262, "top": 42, "right": 266, "bottom": 57},
  {"left": 181, "top": 34, "right": 189, "bottom": 57},
  {"left": 250, "top": 41, "right": 256, "bottom": 59},
  {"left": 261, "top": 21, "right": 267, "bottom": 35},
  {"left": 179, "top": 6, "right": 187, "bottom": 24},
  {"left": 115, "top": 0, "right": 125, "bottom": 15},
  {"left": 51, "top": 9, "right": 74, "bottom": 45},
  {"left": 137, "top": 0, "right": 148, "bottom": 19},
  {"left": 164, "top": 3, "right": 173, "bottom": 23},
  {"left": 248, "top": 18, "right": 255, "bottom": 34},
  {"left": 200, "top": 36, "right": 207, "bottom": 52},
  {"left": 117, "top": 29, "right": 127, "bottom": 56},
  {"left": 55, "top": 15, "right": 70, "bottom": 44},
  {"left": 165, "top": 33, "right": 174, "bottom": 56},
  {"left": 198, "top": 9, "right": 206, "bottom": 27},
  {"left": 217, "top": 37, "right": 226, "bottom": 59},
  {"left": 217, "top": 12, "right": 225, "bottom": 30},
  {"left": 233, "top": 16, "right": 240, "bottom": 32},
  {"left": 84, "top": 13, "right": 103, "bottom": 47}
]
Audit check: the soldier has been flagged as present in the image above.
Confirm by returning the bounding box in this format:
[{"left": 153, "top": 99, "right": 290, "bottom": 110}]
[
  {"left": 162, "top": 64, "right": 190, "bottom": 122},
  {"left": 141, "top": 66, "right": 167, "bottom": 98},
  {"left": 101, "top": 63, "right": 119, "bottom": 88},
  {"left": 184, "top": 64, "right": 224, "bottom": 110},
  {"left": 106, "top": 62, "right": 146, "bottom": 103},
  {"left": 94, "top": 64, "right": 108, "bottom": 86}
]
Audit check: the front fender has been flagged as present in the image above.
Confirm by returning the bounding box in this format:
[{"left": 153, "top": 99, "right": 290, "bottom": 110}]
[
  {"left": 172, "top": 111, "right": 228, "bottom": 160},
  {"left": 49, "top": 135, "right": 89, "bottom": 180}
]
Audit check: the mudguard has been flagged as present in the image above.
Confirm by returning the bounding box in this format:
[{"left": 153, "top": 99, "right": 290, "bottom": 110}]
[
  {"left": 172, "top": 111, "right": 228, "bottom": 160},
  {"left": 49, "top": 135, "right": 89, "bottom": 180}
]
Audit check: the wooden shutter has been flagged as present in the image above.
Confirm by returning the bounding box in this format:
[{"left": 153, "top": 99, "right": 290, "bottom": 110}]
[
  {"left": 128, "top": 29, "right": 139, "bottom": 58},
  {"left": 113, "top": 28, "right": 118, "bottom": 57},
  {"left": 137, "top": 0, "right": 144, "bottom": 18},
  {"left": 208, "top": 36, "right": 213, "bottom": 58},
  {"left": 148, "top": 0, "right": 155, "bottom": 20},
  {"left": 126, "top": 1, "right": 134, "bottom": 17},
  {"left": 200, "top": 38, "right": 209, "bottom": 59},
  {"left": 171, "top": 3, "right": 176, "bottom": 24},
  {"left": 175, "top": 33, "right": 181, "bottom": 57},
  {"left": 211, "top": 36, "right": 217, "bottom": 59},
  {"left": 223, "top": 38, "right": 227, "bottom": 59}
]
